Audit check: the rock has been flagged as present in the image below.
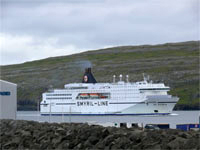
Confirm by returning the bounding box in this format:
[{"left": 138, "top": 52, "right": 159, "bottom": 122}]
[
  {"left": 114, "top": 137, "right": 131, "bottom": 149},
  {"left": 56, "top": 127, "right": 65, "bottom": 131},
  {"left": 57, "top": 141, "right": 70, "bottom": 149},
  {"left": 84, "top": 140, "right": 93, "bottom": 149},
  {"left": 95, "top": 141, "right": 105, "bottom": 149},
  {"left": 75, "top": 143, "right": 83, "bottom": 149},
  {"left": 0, "top": 119, "right": 200, "bottom": 150},
  {"left": 102, "top": 128, "right": 110, "bottom": 138},
  {"left": 151, "top": 144, "right": 161, "bottom": 150},
  {"left": 88, "top": 135, "right": 99, "bottom": 145},
  {"left": 21, "top": 130, "right": 31, "bottom": 137},
  {"left": 40, "top": 141, "right": 50, "bottom": 149},
  {"left": 103, "top": 135, "right": 115, "bottom": 146},
  {"left": 183, "top": 138, "right": 199, "bottom": 149},
  {"left": 52, "top": 136, "right": 63, "bottom": 146},
  {"left": 168, "top": 135, "right": 177, "bottom": 142},
  {"left": 11, "top": 137, "right": 21, "bottom": 144},
  {"left": 178, "top": 132, "right": 191, "bottom": 139},
  {"left": 167, "top": 137, "right": 187, "bottom": 149},
  {"left": 129, "top": 129, "right": 143, "bottom": 142}
]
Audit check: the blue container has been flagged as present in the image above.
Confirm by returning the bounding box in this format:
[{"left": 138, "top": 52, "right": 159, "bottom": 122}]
[
  {"left": 176, "top": 124, "right": 190, "bottom": 131},
  {"left": 176, "top": 124, "right": 200, "bottom": 131},
  {"left": 189, "top": 124, "right": 200, "bottom": 129}
]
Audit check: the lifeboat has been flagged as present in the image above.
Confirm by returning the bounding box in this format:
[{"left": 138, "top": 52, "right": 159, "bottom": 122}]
[
  {"left": 89, "top": 93, "right": 99, "bottom": 98},
  {"left": 80, "top": 93, "right": 89, "bottom": 98},
  {"left": 100, "top": 96, "right": 107, "bottom": 99}
]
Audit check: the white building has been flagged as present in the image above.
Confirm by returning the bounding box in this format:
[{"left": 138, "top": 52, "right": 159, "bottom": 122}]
[{"left": 0, "top": 80, "right": 17, "bottom": 119}]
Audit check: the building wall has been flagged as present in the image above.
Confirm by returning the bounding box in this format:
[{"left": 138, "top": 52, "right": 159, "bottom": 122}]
[{"left": 0, "top": 80, "right": 17, "bottom": 119}]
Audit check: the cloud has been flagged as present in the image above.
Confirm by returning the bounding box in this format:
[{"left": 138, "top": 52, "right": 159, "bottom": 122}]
[
  {"left": 0, "top": 34, "right": 79, "bottom": 65},
  {"left": 0, "top": 0, "right": 199, "bottom": 65}
]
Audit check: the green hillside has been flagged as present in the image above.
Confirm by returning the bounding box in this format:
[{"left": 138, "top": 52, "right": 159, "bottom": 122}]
[{"left": 1, "top": 41, "right": 199, "bottom": 110}]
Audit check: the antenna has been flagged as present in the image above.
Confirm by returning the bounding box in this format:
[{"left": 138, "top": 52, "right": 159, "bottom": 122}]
[
  {"left": 143, "top": 73, "right": 145, "bottom": 80},
  {"left": 143, "top": 73, "right": 146, "bottom": 81},
  {"left": 126, "top": 75, "right": 129, "bottom": 83},
  {"left": 119, "top": 74, "right": 123, "bottom": 81},
  {"left": 113, "top": 75, "right": 116, "bottom": 83}
]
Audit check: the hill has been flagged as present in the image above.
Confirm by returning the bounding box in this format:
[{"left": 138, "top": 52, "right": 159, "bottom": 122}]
[{"left": 1, "top": 41, "right": 199, "bottom": 110}]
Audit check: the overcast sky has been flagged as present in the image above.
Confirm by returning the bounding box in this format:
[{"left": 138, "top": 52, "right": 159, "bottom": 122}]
[{"left": 0, "top": 0, "right": 199, "bottom": 65}]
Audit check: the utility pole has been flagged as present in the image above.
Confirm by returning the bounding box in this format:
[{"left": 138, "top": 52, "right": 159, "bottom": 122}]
[
  {"left": 49, "top": 99, "right": 51, "bottom": 123},
  {"left": 69, "top": 106, "right": 71, "bottom": 123},
  {"left": 37, "top": 99, "right": 40, "bottom": 122},
  {"left": 62, "top": 105, "right": 64, "bottom": 123}
]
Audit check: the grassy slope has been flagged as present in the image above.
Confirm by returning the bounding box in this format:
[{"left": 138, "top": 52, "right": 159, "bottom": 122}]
[{"left": 0, "top": 41, "right": 199, "bottom": 110}]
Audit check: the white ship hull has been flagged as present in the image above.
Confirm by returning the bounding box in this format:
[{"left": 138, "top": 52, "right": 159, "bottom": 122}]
[{"left": 40, "top": 90, "right": 178, "bottom": 116}]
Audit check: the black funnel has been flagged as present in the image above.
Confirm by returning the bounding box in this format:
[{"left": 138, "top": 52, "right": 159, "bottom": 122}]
[{"left": 82, "top": 68, "right": 97, "bottom": 83}]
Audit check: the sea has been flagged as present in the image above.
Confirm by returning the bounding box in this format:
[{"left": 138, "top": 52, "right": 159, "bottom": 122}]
[{"left": 17, "top": 111, "right": 200, "bottom": 129}]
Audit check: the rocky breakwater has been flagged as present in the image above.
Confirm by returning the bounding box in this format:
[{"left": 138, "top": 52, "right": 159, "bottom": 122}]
[{"left": 0, "top": 119, "right": 199, "bottom": 149}]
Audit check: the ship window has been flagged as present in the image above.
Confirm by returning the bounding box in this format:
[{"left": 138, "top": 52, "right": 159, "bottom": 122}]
[
  {"left": 46, "top": 94, "right": 72, "bottom": 96},
  {"left": 139, "top": 88, "right": 169, "bottom": 91},
  {"left": 76, "top": 93, "right": 111, "bottom": 100},
  {"left": 154, "top": 110, "right": 158, "bottom": 113},
  {"left": 67, "top": 87, "right": 88, "bottom": 90},
  {"left": 46, "top": 97, "right": 72, "bottom": 100}
]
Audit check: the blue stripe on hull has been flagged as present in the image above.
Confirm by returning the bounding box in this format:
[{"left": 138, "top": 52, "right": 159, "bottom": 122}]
[{"left": 40, "top": 113, "right": 170, "bottom": 116}]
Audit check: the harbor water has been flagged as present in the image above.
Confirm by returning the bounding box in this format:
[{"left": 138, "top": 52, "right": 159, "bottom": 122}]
[{"left": 17, "top": 111, "right": 200, "bottom": 129}]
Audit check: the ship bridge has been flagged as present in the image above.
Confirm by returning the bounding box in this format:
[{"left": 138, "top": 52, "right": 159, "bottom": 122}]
[{"left": 135, "top": 81, "right": 170, "bottom": 91}]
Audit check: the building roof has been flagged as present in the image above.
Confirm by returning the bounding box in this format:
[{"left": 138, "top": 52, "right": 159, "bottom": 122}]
[{"left": 0, "top": 80, "right": 17, "bottom": 86}]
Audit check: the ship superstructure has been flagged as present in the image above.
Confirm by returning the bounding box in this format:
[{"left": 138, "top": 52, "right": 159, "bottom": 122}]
[{"left": 40, "top": 68, "right": 178, "bottom": 115}]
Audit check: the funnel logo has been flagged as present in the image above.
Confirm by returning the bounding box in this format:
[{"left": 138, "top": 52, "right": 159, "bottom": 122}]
[
  {"left": 82, "top": 68, "right": 97, "bottom": 83},
  {"left": 84, "top": 75, "right": 88, "bottom": 82}
]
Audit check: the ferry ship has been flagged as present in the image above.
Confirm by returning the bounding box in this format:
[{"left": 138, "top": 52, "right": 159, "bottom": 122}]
[{"left": 40, "top": 68, "right": 179, "bottom": 115}]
